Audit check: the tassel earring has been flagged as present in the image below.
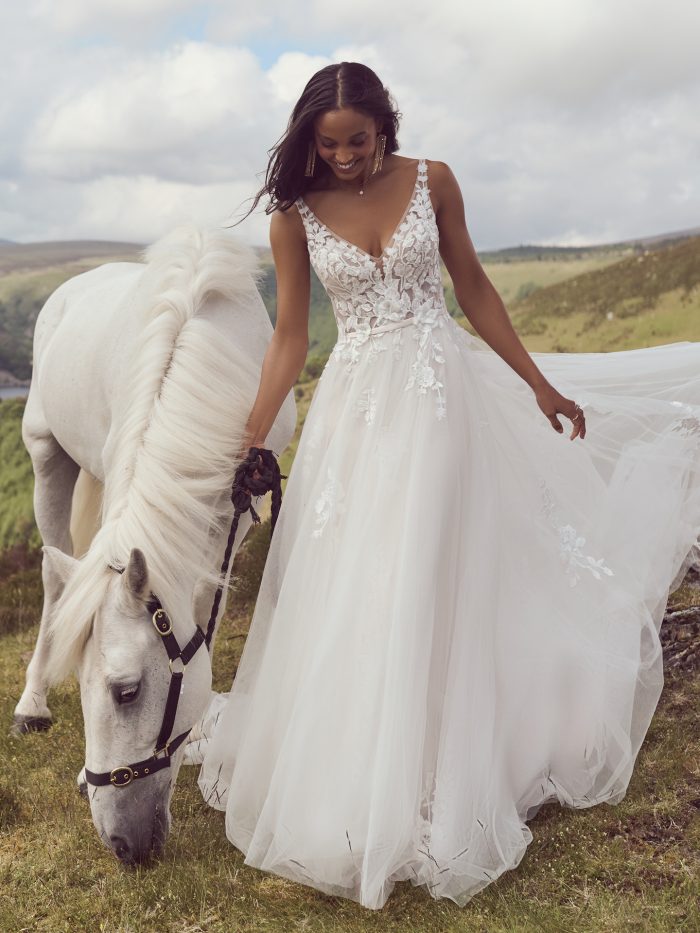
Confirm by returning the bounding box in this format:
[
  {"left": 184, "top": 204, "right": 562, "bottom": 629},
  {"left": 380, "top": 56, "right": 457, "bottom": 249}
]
[
  {"left": 305, "top": 142, "right": 317, "bottom": 177},
  {"left": 371, "top": 133, "right": 387, "bottom": 175}
]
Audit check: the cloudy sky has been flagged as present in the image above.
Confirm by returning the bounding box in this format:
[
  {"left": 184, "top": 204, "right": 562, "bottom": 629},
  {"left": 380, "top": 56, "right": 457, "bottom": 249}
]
[{"left": 1, "top": 0, "right": 698, "bottom": 250}]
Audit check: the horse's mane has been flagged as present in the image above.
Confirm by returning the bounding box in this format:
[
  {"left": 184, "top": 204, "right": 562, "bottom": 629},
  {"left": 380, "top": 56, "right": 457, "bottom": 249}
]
[{"left": 48, "top": 225, "right": 267, "bottom": 683}]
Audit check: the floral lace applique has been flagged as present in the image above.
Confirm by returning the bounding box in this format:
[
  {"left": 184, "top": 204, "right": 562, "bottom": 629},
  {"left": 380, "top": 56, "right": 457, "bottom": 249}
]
[
  {"left": 539, "top": 479, "right": 614, "bottom": 587},
  {"left": 353, "top": 387, "right": 377, "bottom": 425},
  {"left": 297, "top": 158, "right": 449, "bottom": 421},
  {"left": 405, "top": 303, "right": 448, "bottom": 420},
  {"left": 301, "top": 416, "right": 325, "bottom": 478},
  {"left": 669, "top": 401, "right": 700, "bottom": 440},
  {"left": 312, "top": 466, "right": 347, "bottom": 539}
]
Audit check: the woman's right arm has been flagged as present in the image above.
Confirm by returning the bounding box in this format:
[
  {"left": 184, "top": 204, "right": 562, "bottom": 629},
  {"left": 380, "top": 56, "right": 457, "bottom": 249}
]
[{"left": 237, "top": 206, "right": 311, "bottom": 457}]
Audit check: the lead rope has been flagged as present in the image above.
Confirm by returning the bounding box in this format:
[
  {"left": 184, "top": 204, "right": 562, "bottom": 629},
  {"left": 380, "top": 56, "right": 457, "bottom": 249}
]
[{"left": 204, "top": 446, "right": 287, "bottom": 650}]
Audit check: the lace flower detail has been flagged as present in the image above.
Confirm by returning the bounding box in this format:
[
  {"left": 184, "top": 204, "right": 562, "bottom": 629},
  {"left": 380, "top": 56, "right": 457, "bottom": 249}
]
[
  {"left": 312, "top": 466, "right": 347, "bottom": 539},
  {"left": 353, "top": 387, "right": 377, "bottom": 425},
  {"left": 669, "top": 401, "right": 700, "bottom": 441},
  {"left": 539, "top": 479, "right": 614, "bottom": 587},
  {"left": 405, "top": 301, "right": 448, "bottom": 420}
]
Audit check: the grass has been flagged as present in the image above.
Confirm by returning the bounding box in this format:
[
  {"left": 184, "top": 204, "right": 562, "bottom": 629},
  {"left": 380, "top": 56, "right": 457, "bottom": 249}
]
[{"left": 1, "top": 533, "right": 698, "bottom": 932}]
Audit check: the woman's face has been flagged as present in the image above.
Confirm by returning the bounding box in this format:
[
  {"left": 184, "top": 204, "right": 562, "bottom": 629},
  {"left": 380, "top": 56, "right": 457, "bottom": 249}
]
[{"left": 312, "top": 108, "right": 381, "bottom": 184}]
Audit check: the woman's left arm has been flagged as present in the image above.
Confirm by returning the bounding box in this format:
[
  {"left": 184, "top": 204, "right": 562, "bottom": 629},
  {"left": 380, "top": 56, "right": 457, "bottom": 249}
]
[{"left": 430, "top": 160, "right": 585, "bottom": 440}]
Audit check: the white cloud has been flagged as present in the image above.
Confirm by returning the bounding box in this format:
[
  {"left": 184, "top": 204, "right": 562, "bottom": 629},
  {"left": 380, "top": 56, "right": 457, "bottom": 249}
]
[
  {"left": 28, "top": 0, "right": 198, "bottom": 33},
  {"left": 1, "top": 1, "right": 699, "bottom": 248},
  {"left": 267, "top": 52, "right": 332, "bottom": 105},
  {"left": 25, "top": 42, "right": 276, "bottom": 183},
  {"left": 75, "top": 174, "right": 267, "bottom": 243}
]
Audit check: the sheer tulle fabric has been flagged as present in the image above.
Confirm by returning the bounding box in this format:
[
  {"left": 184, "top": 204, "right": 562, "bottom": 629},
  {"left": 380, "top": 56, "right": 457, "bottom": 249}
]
[{"left": 192, "top": 159, "right": 700, "bottom": 909}]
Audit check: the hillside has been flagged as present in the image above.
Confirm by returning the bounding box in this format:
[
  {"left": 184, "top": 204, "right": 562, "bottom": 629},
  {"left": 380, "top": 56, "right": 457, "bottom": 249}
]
[
  {"left": 1, "top": 228, "right": 698, "bottom": 385},
  {"left": 0, "top": 240, "right": 145, "bottom": 274},
  {"left": 509, "top": 234, "right": 700, "bottom": 352}
]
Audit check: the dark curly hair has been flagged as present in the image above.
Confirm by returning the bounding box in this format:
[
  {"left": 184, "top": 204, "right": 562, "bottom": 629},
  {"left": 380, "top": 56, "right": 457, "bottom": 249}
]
[{"left": 232, "top": 61, "right": 401, "bottom": 224}]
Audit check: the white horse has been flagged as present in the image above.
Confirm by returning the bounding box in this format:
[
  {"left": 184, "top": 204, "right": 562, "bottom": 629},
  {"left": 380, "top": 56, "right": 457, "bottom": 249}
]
[{"left": 12, "top": 225, "right": 297, "bottom": 863}]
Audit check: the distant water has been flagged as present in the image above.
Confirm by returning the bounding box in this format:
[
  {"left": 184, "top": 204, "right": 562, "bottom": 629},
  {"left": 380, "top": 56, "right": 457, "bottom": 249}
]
[{"left": 0, "top": 386, "right": 29, "bottom": 399}]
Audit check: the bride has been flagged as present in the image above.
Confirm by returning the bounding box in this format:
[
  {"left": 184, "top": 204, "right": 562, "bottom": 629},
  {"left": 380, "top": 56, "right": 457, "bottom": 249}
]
[{"left": 193, "top": 61, "right": 700, "bottom": 909}]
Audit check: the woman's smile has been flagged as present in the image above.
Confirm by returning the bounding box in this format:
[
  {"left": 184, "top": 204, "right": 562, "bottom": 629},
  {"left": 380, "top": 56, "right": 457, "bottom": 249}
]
[{"left": 332, "top": 158, "right": 362, "bottom": 173}]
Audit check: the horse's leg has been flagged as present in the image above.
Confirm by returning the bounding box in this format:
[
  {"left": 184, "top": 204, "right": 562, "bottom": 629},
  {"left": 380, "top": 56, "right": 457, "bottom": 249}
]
[{"left": 12, "top": 421, "right": 80, "bottom": 735}]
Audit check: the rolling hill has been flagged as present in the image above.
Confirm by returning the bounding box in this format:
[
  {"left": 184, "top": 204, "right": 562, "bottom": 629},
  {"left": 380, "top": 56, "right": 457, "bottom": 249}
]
[
  {"left": 1, "top": 227, "right": 698, "bottom": 387},
  {"left": 508, "top": 234, "right": 700, "bottom": 352}
]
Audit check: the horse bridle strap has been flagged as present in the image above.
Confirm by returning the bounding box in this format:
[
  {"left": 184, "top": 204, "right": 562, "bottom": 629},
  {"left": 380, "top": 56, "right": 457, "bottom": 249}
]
[
  {"left": 84, "top": 597, "right": 205, "bottom": 788},
  {"left": 204, "top": 446, "right": 286, "bottom": 650}
]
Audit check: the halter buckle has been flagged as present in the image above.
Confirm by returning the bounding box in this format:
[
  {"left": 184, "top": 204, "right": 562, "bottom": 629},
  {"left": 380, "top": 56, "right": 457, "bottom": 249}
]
[
  {"left": 152, "top": 608, "right": 172, "bottom": 636},
  {"left": 110, "top": 766, "right": 134, "bottom": 787}
]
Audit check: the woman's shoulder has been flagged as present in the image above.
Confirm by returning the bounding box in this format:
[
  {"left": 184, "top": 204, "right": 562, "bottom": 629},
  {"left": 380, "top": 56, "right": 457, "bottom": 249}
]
[
  {"left": 422, "top": 158, "right": 460, "bottom": 205},
  {"left": 270, "top": 199, "right": 307, "bottom": 249},
  {"left": 423, "top": 157, "right": 453, "bottom": 181}
]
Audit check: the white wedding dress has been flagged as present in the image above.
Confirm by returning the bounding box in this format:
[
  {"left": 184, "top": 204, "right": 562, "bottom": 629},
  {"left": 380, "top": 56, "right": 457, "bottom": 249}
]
[{"left": 193, "top": 158, "right": 700, "bottom": 909}]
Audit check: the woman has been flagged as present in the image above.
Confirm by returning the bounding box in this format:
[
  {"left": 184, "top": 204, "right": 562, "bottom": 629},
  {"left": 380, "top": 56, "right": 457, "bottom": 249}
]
[{"left": 195, "top": 61, "right": 700, "bottom": 909}]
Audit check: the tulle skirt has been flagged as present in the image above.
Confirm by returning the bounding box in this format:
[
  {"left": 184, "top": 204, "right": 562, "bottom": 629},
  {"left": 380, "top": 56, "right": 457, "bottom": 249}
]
[{"left": 192, "top": 309, "right": 700, "bottom": 909}]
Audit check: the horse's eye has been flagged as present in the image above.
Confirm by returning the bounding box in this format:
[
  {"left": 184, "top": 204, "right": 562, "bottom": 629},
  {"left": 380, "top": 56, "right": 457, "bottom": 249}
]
[{"left": 114, "top": 683, "right": 140, "bottom": 705}]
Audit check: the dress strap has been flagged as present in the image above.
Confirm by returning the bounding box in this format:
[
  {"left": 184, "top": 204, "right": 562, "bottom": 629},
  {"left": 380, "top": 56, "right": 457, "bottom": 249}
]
[
  {"left": 295, "top": 197, "right": 316, "bottom": 237},
  {"left": 295, "top": 196, "right": 311, "bottom": 220}
]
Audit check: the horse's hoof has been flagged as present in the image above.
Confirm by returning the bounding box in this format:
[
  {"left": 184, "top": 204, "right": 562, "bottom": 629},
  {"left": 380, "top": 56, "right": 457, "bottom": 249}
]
[{"left": 9, "top": 714, "right": 53, "bottom": 736}]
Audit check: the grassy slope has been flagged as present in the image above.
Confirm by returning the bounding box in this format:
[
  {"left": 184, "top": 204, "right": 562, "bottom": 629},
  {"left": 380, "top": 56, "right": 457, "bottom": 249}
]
[{"left": 507, "top": 236, "right": 700, "bottom": 352}]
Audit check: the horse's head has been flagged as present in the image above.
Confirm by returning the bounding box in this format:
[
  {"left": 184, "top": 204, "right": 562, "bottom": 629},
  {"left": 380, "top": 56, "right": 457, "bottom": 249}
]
[{"left": 45, "top": 545, "right": 213, "bottom": 865}]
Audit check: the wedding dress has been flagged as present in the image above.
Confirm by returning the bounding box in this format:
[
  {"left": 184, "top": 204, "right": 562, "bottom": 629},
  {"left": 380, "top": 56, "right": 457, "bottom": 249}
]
[{"left": 193, "top": 158, "right": 700, "bottom": 909}]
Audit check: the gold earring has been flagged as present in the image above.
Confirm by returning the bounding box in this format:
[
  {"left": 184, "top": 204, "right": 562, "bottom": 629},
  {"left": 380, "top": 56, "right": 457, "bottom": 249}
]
[
  {"left": 305, "top": 141, "right": 317, "bottom": 177},
  {"left": 371, "top": 133, "right": 387, "bottom": 175}
]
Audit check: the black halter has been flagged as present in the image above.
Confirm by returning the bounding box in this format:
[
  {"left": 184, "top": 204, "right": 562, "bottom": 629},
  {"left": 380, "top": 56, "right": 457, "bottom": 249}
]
[
  {"left": 84, "top": 597, "right": 206, "bottom": 787},
  {"left": 84, "top": 447, "right": 286, "bottom": 789}
]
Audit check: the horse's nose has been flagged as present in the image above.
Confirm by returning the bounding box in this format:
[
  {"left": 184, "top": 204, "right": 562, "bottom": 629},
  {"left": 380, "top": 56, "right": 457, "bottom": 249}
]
[
  {"left": 109, "top": 831, "right": 154, "bottom": 865},
  {"left": 110, "top": 834, "right": 139, "bottom": 864},
  {"left": 109, "top": 808, "right": 168, "bottom": 865}
]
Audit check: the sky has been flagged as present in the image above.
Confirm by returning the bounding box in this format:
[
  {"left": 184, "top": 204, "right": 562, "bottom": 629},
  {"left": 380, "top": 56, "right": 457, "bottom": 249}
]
[{"left": 1, "top": 0, "right": 698, "bottom": 251}]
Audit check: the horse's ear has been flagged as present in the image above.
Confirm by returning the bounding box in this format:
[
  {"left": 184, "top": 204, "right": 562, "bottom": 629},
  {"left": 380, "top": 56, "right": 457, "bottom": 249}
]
[
  {"left": 41, "top": 546, "right": 79, "bottom": 603},
  {"left": 124, "top": 548, "right": 149, "bottom": 599}
]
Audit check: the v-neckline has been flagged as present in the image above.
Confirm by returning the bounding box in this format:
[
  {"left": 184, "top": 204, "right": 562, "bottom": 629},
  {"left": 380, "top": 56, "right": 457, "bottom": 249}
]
[{"left": 299, "top": 158, "right": 423, "bottom": 263}]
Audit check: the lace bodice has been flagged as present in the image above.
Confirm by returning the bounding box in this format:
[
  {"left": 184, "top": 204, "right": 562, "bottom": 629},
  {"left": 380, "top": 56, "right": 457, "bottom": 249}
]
[{"left": 296, "top": 158, "right": 451, "bottom": 419}]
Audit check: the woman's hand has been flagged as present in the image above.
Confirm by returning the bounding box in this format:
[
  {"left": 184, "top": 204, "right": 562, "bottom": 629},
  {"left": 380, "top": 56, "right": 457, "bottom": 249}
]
[{"left": 533, "top": 381, "right": 586, "bottom": 440}]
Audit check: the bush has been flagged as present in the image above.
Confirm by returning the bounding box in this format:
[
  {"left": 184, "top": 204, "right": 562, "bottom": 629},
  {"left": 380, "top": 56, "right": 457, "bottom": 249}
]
[
  {"left": 0, "top": 398, "right": 38, "bottom": 551},
  {"left": 300, "top": 352, "right": 330, "bottom": 382}
]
